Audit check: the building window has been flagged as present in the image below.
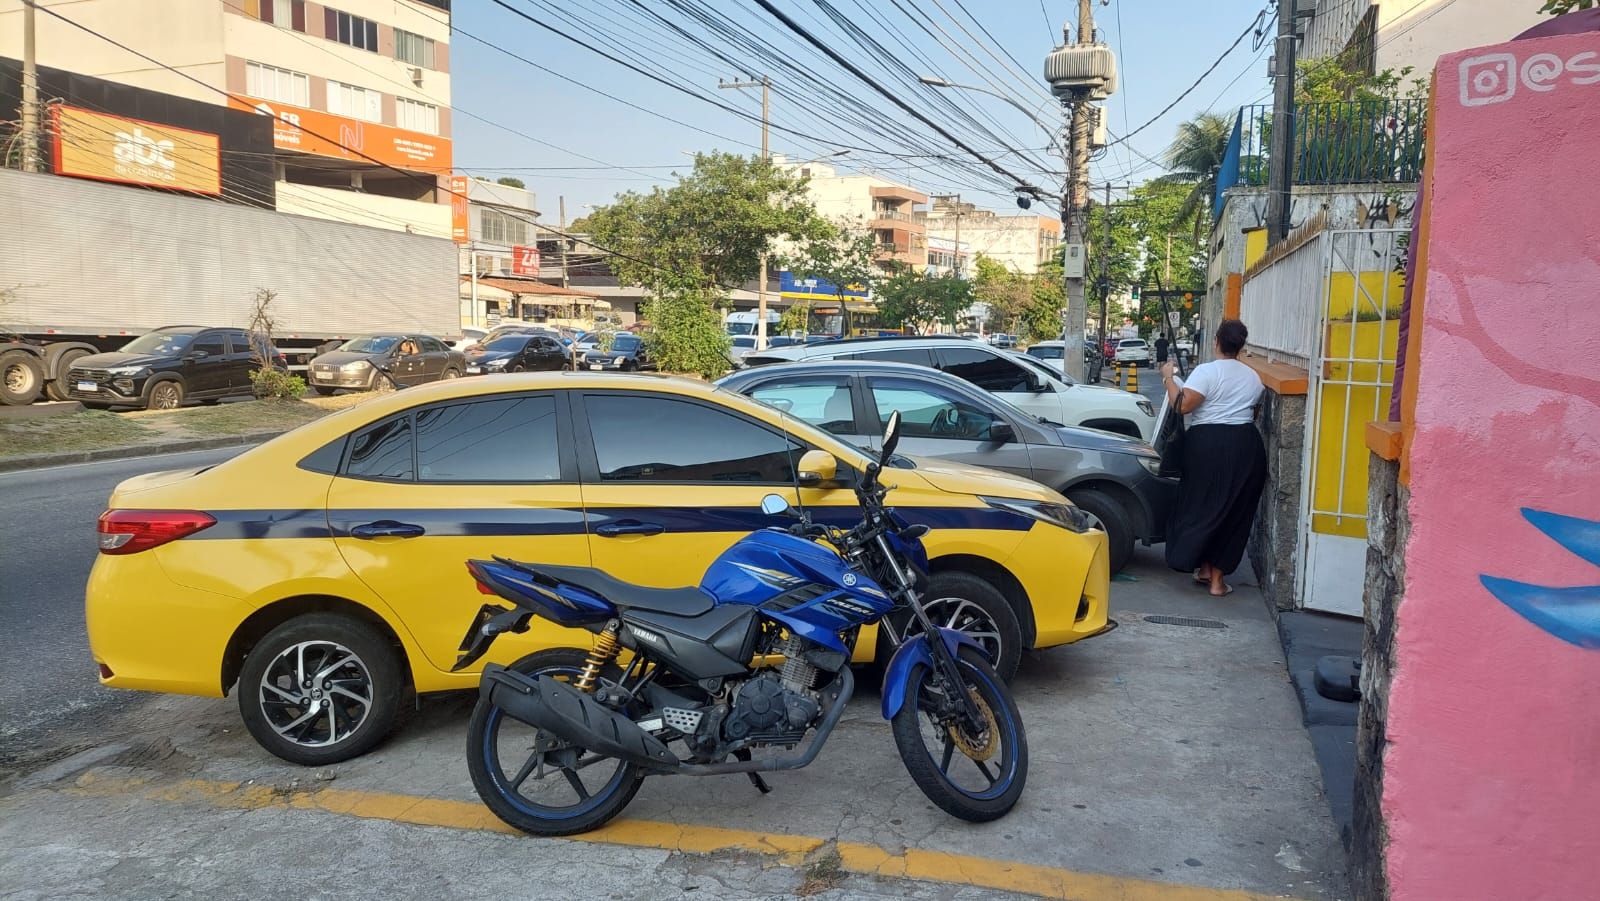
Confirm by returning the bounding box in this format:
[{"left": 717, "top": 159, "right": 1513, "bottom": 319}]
[
  {"left": 396, "top": 97, "right": 438, "bottom": 135},
  {"left": 481, "top": 209, "right": 528, "bottom": 245},
  {"left": 245, "top": 62, "right": 309, "bottom": 107},
  {"left": 395, "top": 30, "right": 436, "bottom": 69},
  {"left": 328, "top": 81, "right": 382, "bottom": 123},
  {"left": 326, "top": 9, "right": 379, "bottom": 52},
  {"left": 258, "top": 0, "right": 306, "bottom": 31}
]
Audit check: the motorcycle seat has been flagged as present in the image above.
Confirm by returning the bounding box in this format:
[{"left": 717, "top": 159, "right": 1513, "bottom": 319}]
[{"left": 519, "top": 562, "right": 715, "bottom": 617}]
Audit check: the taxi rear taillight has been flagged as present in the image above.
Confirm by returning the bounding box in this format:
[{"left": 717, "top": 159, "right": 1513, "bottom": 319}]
[{"left": 97, "top": 510, "right": 216, "bottom": 554}]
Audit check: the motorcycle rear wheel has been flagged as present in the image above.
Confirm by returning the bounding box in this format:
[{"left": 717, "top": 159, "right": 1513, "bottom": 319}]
[
  {"left": 466, "top": 648, "right": 644, "bottom": 836},
  {"left": 890, "top": 644, "right": 1028, "bottom": 822}
]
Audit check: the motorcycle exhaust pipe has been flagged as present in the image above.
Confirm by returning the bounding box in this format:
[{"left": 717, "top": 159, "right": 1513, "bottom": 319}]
[{"left": 481, "top": 665, "right": 680, "bottom": 769}]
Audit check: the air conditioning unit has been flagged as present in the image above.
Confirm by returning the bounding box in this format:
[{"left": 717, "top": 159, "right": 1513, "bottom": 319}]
[{"left": 409, "top": 67, "right": 424, "bottom": 86}]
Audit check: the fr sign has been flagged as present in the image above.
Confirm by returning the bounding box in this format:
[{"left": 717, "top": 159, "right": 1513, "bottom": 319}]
[{"left": 512, "top": 245, "right": 541, "bottom": 276}]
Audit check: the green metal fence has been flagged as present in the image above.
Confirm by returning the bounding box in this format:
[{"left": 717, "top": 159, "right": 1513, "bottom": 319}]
[{"left": 1233, "top": 99, "right": 1426, "bottom": 188}]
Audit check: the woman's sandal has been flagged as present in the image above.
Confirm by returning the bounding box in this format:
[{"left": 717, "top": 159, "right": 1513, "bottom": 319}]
[{"left": 1209, "top": 585, "right": 1235, "bottom": 598}]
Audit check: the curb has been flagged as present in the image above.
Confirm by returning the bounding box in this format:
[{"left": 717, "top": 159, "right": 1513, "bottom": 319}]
[{"left": 0, "top": 431, "right": 285, "bottom": 474}]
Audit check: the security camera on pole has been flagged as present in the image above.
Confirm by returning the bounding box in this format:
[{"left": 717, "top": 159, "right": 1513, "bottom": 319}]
[{"left": 1044, "top": 1, "right": 1117, "bottom": 381}]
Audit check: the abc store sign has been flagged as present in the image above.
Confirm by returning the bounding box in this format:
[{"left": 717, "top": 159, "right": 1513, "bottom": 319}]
[{"left": 1458, "top": 48, "right": 1600, "bottom": 107}]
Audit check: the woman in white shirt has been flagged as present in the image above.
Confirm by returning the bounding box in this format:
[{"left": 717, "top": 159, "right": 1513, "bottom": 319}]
[{"left": 1158, "top": 320, "right": 1267, "bottom": 597}]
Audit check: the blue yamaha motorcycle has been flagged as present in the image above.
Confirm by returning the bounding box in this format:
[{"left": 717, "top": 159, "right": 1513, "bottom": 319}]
[{"left": 452, "top": 412, "right": 1027, "bottom": 835}]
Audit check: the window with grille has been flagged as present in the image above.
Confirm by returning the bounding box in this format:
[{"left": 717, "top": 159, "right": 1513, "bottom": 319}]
[
  {"left": 395, "top": 30, "right": 436, "bottom": 69},
  {"left": 396, "top": 97, "right": 438, "bottom": 135},
  {"left": 245, "top": 62, "right": 309, "bottom": 107},
  {"left": 481, "top": 209, "right": 528, "bottom": 245},
  {"left": 328, "top": 81, "right": 382, "bottom": 123},
  {"left": 325, "top": 9, "right": 379, "bottom": 52}
]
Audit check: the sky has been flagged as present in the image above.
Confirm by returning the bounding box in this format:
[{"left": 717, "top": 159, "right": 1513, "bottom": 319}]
[{"left": 442, "top": 0, "right": 1279, "bottom": 222}]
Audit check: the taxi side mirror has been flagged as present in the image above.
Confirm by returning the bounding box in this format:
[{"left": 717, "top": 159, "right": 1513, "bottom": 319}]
[{"left": 796, "top": 449, "right": 838, "bottom": 487}]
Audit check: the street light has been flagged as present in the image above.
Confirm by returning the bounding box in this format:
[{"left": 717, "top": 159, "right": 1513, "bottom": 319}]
[{"left": 917, "top": 76, "right": 1060, "bottom": 141}]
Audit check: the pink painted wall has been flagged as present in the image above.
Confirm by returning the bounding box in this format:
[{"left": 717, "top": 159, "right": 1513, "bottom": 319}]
[{"left": 1388, "top": 31, "right": 1600, "bottom": 900}]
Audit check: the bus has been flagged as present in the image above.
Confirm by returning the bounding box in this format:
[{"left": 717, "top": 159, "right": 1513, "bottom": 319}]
[{"left": 807, "top": 302, "right": 900, "bottom": 339}]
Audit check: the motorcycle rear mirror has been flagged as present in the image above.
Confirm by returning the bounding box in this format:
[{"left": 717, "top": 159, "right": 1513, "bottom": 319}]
[
  {"left": 881, "top": 410, "right": 902, "bottom": 461},
  {"left": 760, "top": 494, "right": 792, "bottom": 517}
]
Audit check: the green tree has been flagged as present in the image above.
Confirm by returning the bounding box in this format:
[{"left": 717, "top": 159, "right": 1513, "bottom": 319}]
[
  {"left": 495, "top": 176, "right": 526, "bottom": 189},
  {"left": 784, "top": 221, "right": 880, "bottom": 311},
  {"left": 1154, "top": 112, "right": 1233, "bottom": 240},
  {"left": 876, "top": 270, "right": 971, "bottom": 331},
  {"left": 1020, "top": 259, "right": 1064, "bottom": 342},
  {"left": 585, "top": 152, "right": 828, "bottom": 375},
  {"left": 972, "top": 256, "right": 1030, "bottom": 333},
  {"left": 1541, "top": 0, "right": 1594, "bottom": 13}
]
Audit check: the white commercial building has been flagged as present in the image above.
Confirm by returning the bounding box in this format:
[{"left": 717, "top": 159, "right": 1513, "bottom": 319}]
[
  {"left": 779, "top": 157, "right": 929, "bottom": 273},
  {"left": 921, "top": 197, "right": 1061, "bottom": 277},
  {"left": 1300, "top": 0, "right": 1545, "bottom": 74}
]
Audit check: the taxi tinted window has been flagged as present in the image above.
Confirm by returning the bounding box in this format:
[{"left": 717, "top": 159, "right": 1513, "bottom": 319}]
[
  {"left": 346, "top": 417, "right": 414, "bottom": 481},
  {"left": 585, "top": 394, "right": 802, "bottom": 483},
  {"left": 415, "top": 396, "right": 561, "bottom": 482}
]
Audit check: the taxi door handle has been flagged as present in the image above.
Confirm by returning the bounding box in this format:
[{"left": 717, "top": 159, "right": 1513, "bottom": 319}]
[
  {"left": 351, "top": 520, "right": 426, "bottom": 539},
  {"left": 595, "top": 520, "right": 665, "bottom": 538}
]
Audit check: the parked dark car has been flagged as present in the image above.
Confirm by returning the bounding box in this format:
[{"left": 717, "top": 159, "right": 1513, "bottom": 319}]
[
  {"left": 717, "top": 360, "right": 1177, "bottom": 572},
  {"left": 67, "top": 325, "right": 284, "bottom": 411},
  {"left": 464, "top": 333, "right": 569, "bottom": 374},
  {"left": 308, "top": 333, "right": 463, "bottom": 394},
  {"left": 580, "top": 332, "right": 653, "bottom": 371}
]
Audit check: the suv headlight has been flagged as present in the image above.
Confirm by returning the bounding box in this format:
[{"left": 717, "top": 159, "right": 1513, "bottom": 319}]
[
  {"left": 106, "top": 365, "right": 147, "bottom": 376},
  {"left": 981, "top": 496, "right": 1091, "bottom": 533},
  {"left": 1137, "top": 399, "right": 1154, "bottom": 417}
]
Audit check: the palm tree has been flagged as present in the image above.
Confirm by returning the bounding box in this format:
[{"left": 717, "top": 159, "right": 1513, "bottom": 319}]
[{"left": 1154, "top": 112, "right": 1233, "bottom": 240}]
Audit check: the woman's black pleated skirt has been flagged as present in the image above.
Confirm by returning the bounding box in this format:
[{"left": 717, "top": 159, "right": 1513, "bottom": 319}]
[{"left": 1164, "top": 423, "right": 1268, "bottom": 574}]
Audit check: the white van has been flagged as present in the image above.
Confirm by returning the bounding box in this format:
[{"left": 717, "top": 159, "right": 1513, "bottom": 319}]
[{"left": 725, "top": 310, "right": 781, "bottom": 336}]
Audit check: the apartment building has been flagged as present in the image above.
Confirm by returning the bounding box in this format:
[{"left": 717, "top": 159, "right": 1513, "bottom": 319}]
[
  {"left": 1301, "top": 0, "right": 1544, "bottom": 75},
  {"left": 0, "top": 0, "right": 453, "bottom": 236},
  {"left": 781, "top": 158, "right": 929, "bottom": 273},
  {"left": 921, "top": 197, "right": 1062, "bottom": 277}
]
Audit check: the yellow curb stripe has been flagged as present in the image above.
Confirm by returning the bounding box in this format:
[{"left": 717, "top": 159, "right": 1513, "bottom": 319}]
[{"left": 65, "top": 770, "right": 1297, "bottom": 901}]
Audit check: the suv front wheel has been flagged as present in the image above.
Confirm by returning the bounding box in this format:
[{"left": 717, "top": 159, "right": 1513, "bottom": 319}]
[{"left": 144, "top": 378, "right": 185, "bottom": 410}]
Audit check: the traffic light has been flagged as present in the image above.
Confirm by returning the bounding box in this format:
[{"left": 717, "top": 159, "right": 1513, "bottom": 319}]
[{"left": 1130, "top": 285, "right": 1140, "bottom": 301}]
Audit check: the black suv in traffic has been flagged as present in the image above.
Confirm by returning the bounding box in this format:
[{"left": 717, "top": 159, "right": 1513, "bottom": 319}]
[{"left": 67, "top": 326, "right": 284, "bottom": 410}]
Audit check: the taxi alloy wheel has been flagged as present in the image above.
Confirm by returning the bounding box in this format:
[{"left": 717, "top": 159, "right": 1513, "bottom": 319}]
[
  {"left": 238, "top": 614, "right": 403, "bottom": 766},
  {"left": 891, "top": 572, "right": 1022, "bottom": 682}
]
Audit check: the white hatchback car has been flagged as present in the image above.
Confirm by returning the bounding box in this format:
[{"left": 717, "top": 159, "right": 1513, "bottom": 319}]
[
  {"left": 1114, "top": 338, "right": 1153, "bottom": 367},
  {"left": 745, "top": 336, "right": 1156, "bottom": 439}
]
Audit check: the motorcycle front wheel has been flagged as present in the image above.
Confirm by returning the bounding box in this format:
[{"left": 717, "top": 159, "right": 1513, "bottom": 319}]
[
  {"left": 465, "top": 648, "right": 643, "bottom": 836},
  {"left": 890, "top": 644, "right": 1027, "bottom": 822}
]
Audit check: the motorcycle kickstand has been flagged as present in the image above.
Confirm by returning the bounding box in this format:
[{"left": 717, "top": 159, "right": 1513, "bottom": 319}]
[{"left": 732, "top": 749, "right": 772, "bottom": 794}]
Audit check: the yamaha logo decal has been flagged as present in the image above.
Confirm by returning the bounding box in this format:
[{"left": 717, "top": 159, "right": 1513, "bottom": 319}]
[{"left": 842, "top": 572, "right": 858, "bottom": 587}]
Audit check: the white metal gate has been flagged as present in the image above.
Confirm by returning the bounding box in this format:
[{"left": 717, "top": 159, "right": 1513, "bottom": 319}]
[{"left": 1298, "top": 228, "right": 1406, "bottom": 617}]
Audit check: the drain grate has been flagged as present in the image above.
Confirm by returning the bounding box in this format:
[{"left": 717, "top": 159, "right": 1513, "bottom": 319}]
[{"left": 1142, "top": 614, "right": 1228, "bottom": 630}]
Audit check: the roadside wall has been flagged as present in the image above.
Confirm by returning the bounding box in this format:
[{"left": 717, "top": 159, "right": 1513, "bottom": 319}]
[
  {"left": 1248, "top": 387, "right": 1306, "bottom": 611},
  {"left": 1355, "top": 31, "right": 1600, "bottom": 900}
]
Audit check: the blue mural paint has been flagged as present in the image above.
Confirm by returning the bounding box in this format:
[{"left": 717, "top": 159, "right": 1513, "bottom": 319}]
[{"left": 1480, "top": 509, "right": 1600, "bottom": 650}]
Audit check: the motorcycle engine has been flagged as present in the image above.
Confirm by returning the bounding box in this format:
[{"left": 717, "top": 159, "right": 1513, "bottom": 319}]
[{"left": 721, "top": 673, "right": 819, "bottom": 742}]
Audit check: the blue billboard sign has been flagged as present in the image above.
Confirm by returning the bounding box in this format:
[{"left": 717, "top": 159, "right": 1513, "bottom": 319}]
[{"left": 779, "top": 271, "right": 869, "bottom": 301}]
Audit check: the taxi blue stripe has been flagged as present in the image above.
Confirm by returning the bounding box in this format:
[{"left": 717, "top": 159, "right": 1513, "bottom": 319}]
[{"left": 188, "top": 505, "right": 1032, "bottom": 540}]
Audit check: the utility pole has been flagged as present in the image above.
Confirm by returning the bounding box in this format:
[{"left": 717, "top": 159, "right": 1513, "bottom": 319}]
[
  {"left": 20, "top": 0, "right": 40, "bottom": 173},
  {"left": 1056, "top": 0, "right": 1095, "bottom": 381},
  {"left": 1266, "top": 0, "right": 1299, "bottom": 244},
  {"left": 719, "top": 76, "right": 772, "bottom": 349},
  {"left": 558, "top": 195, "right": 569, "bottom": 290},
  {"left": 1165, "top": 233, "right": 1173, "bottom": 284},
  {"left": 1099, "top": 183, "right": 1112, "bottom": 356}
]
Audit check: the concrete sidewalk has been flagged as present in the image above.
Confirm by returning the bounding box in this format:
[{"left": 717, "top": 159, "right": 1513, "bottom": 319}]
[{"left": 0, "top": 546, "right": 1346, "bottom": 900}]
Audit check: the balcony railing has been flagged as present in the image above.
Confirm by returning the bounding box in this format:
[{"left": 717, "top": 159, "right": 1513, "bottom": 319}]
[
  {"left": 871, "top": 208, "right": 913, "bottom": 223},
  {"left": 1215, "top": 99, "right": 1426, "bottom": 215}
]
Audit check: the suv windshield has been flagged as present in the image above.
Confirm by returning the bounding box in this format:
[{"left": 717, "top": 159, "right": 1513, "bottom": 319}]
[
  {"left": 483, "top": 335, "right": 533, "bottom": 351},
  {"left": 122, "top": 332, "right": 194, "bottom": 355},
  {"left": 611, "top": 334, "right": 641, "bottom": 352},
  {"left": 339, "top": 336, "right": 400, "bottom": 354}
]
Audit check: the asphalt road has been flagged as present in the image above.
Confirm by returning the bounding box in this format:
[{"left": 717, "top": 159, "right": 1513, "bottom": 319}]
[{"left": 0, "top": 447, "right": 248, "bottom": 757}]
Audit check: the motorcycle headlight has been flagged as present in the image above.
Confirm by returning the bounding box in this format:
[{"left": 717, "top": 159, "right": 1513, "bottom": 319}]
[
  {"left": 1137, "top": 399, "right": 1154, "bottom": 417},
  {"left": 106, "top": 365, "right": 147, "bottom": 376},
  {"left": 981, "top": 496, "right": 1091, "bottom": 533},
  {"left": 340, "top": 360, "right": 370, "bottom": 372},
  {"left": 484, "top": 357, "right": 509, "bottom": 369}
]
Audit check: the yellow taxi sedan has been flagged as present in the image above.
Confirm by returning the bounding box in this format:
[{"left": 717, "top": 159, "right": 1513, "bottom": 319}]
[{"left": 88, "top": 374, "right": 1111, "bottom": 764}]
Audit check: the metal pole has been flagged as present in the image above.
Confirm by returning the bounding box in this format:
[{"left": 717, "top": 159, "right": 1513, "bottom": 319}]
[
  {"left": 952, "top": 195, "right": 961, "bottom": 278},
  {"left": 1165, "top": 233, "right": 1173, "bottom": 284},
  {"left": 719, "top": 76, "right": 773, "bottom": 349},
  {"left": 1099, "top": 183, "right": 1111, "bottom": 357},
  {"left": 469, "top": 246, "right": 480, "bottom": 328},
  {"left": 558, "top": 195, "right": 569, "bottom": 290},
  {"left": 1266, "top": 0, "right": 1298, "bottom": 244},
  {"left": 21, "top": 0, "right": 40, "bottom": 173},
  {"left": 1060, "top": 0, "right": 1094, "bottom": 381}
]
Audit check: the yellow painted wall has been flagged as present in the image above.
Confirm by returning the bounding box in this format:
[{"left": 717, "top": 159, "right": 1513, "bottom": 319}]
[{"left": 1244, "top": 228, "right": 1268, "bottom": 271}]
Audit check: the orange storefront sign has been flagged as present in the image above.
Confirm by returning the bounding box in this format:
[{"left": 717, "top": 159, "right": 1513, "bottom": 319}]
[
  {"left": 52, "top": 105, "right": 221, "bottom": 195},
  {"left": 228, "top": 95, "right": 451, "bottom": 171}
]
